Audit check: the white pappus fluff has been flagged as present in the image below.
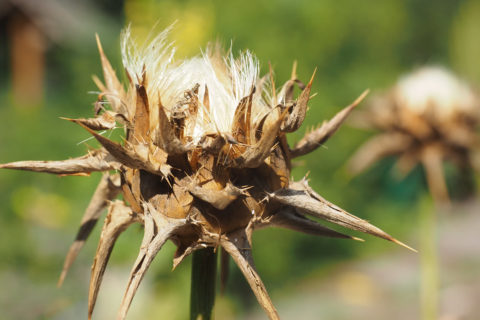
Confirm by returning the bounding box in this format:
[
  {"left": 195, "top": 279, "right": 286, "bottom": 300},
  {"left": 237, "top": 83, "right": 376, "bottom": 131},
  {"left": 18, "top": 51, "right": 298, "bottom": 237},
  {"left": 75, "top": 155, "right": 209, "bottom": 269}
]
[
  {"left": 394, "top": 66, "right": 478, "bottom": 121},
  {"left": 120, "top": 26, "right": 275, "bottom": 142}
]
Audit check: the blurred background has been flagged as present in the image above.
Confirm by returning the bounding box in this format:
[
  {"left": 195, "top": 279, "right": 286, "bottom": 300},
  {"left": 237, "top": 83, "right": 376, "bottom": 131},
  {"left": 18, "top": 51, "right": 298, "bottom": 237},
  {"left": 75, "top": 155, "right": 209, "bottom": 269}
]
[{"left": 1, "top": 0, "right": 479, "bottom": 319}]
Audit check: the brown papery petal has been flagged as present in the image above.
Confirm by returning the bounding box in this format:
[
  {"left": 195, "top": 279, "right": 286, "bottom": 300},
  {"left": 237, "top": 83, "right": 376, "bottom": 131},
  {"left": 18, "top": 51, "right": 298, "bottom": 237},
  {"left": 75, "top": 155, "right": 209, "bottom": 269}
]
[
  {"left": 155, "top": 98, "right": 190, "bottom": 154},
  {"left": 188, "top": 182, "right": 246, "bottom": 210},
  {"left": 131, "top": 84, "right": 151, "bottom": 143},
  {"left": 232, "top": 108, "right": 288, "bottom": 168}
]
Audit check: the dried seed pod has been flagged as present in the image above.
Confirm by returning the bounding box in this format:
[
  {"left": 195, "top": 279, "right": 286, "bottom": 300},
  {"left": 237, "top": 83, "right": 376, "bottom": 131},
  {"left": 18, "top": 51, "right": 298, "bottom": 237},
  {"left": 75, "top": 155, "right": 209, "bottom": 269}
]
[
  {"left": 0, "top": 27, "right": 412, "bottom": 320},
  {"left": 349, "top": 66, "right": 480, "bottom": 203}
]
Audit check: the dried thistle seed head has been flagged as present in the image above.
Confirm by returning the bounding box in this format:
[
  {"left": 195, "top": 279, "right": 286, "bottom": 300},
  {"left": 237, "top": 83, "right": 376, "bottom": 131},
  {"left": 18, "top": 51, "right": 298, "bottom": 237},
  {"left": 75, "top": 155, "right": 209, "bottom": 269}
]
[
  {"left": 0, "top": 27, "right": 413, "bottom": 320},
  {"left": 349, "top": 66, "right": 480, "bottom": 203}
]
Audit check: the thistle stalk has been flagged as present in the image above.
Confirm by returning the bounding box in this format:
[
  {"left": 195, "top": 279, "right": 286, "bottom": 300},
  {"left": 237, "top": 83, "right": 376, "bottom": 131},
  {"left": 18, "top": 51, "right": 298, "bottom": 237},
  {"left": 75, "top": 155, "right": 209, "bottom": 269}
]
[
  {"left": 190, "top": 248, "right": 217, "bottom": 320},
  {"left": 419, "top": 196, "right": 438, "bottom": 320}
]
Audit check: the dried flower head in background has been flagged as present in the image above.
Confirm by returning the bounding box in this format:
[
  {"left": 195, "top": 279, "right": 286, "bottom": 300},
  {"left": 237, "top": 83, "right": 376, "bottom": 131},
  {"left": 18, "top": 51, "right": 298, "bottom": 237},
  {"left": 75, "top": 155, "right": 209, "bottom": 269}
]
[
  {"left": 349, "top": 66, "right": 480, "bottom": 203},
  {"left": 1, "top": 27, "right": 412, "bottom": 320}
]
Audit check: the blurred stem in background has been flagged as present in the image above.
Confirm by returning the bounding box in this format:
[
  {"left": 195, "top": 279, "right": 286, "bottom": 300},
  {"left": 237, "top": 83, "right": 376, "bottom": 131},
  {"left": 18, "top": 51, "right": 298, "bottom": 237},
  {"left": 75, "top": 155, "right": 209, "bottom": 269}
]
[
  {"left": 420, "top": 154, "right": 477, "bottom": 320},
  {"left": 419, "top": 195, "right": 438, "bottom": 320}
]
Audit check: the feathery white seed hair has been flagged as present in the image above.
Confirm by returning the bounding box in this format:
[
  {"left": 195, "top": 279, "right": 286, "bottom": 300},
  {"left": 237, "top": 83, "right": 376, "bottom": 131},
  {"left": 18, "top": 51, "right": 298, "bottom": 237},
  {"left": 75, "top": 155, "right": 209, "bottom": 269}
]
[
  {"left": 120, "top": 26, "right": 274, "bottom": 141},
  {"left": 394, "top": 66, "right": 478, "bottom": 121}
]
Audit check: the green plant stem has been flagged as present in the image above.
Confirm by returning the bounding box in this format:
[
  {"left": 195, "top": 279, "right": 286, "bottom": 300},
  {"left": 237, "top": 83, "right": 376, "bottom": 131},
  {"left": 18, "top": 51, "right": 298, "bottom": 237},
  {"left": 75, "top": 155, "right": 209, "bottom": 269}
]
[
  {"left": 190, "top": 248, "right": 217, "bottom": 320},
  {"left": 419, "top": 197, "right": 438, "bottom": 320}
]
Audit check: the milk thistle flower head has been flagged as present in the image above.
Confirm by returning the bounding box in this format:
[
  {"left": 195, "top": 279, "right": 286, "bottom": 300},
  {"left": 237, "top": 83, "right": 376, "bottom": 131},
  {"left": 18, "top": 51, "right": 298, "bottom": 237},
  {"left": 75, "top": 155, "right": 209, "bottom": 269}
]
[
  {"left": 349, "top": 66, "right": 480, "bottom": 203},
  {"left": 1, "top": 26, "right": 413, "bottom": 319}
]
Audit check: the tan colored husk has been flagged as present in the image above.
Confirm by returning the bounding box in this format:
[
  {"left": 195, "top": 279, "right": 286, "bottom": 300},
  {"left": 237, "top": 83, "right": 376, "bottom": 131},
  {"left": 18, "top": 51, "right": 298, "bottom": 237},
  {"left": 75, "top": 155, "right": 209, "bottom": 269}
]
[{"left": 0, "top": 29, "right": 413, "bottom": 320}]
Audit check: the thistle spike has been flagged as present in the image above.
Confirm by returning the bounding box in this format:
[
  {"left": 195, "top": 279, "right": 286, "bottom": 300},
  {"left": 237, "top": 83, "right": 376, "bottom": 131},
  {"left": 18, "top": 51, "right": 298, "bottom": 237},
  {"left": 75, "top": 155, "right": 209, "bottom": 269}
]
[
  {"left": 0, "top": 150, "right": 120, "bottom": 175},
  {"left": 73, "top": 120, "right": 163, "bottom": 175},
  {"left": 95, "top": 34, "right": 125, "bottom": 114},
  {"left": 60, "top": 111, "right": 117, "bottom": 131},
  {"left": 58, "top": 173, "right": 121, "bottom": 287},
  {"left": 291, "top": 89, "right": 369, "bottom": 158},
  {"left": 269, "top": 181, "right": 416, "bottom": 252},
  {"left": 88, "top": 201, "right": 139, "bottom": 319},
  {"left": 268, "top": 207, "right": 364, "bottom": 241},
  {"left": 221, "top": 229, "right": 279, "bottom": 320},
  {"left": 117, "top": 204, "right": 185, "bottom": 320}
]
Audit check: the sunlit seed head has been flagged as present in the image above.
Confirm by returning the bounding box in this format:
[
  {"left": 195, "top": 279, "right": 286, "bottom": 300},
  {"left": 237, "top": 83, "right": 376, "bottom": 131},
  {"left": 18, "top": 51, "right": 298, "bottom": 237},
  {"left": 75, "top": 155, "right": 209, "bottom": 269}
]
[
  {"left": 0, "top": 24, "right": 412, "bottom": 320},
  {"left": 120, "top": 26, "right": 274, "bottom": 142}
]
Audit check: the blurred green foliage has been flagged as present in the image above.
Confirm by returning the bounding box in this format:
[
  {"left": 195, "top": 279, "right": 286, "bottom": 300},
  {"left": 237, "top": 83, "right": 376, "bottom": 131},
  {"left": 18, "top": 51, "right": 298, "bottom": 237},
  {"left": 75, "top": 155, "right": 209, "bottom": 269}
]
[{"left": 0, "top": 0, "right": 479, "bottom": 319}]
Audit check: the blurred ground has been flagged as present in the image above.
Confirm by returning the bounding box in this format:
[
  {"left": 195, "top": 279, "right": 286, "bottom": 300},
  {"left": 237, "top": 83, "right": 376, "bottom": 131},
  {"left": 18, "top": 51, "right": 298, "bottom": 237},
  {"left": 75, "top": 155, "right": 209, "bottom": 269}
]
[
  {"left": 245, "top": 200, "right": 480, "bottom": 320},
  {"left": 2, "top": 199, "right": 478, "bottom": 319}
]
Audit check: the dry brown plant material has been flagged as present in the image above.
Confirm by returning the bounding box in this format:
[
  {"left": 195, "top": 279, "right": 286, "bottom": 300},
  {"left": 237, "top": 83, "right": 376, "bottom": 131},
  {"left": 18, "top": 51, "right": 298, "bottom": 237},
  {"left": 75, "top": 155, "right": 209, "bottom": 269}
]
[
  {"left": 349, "top": 67, "right": 480, "bottom": 203},
  {"left": 1, "top": 28, "right": 412, "bottom": 320}
]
